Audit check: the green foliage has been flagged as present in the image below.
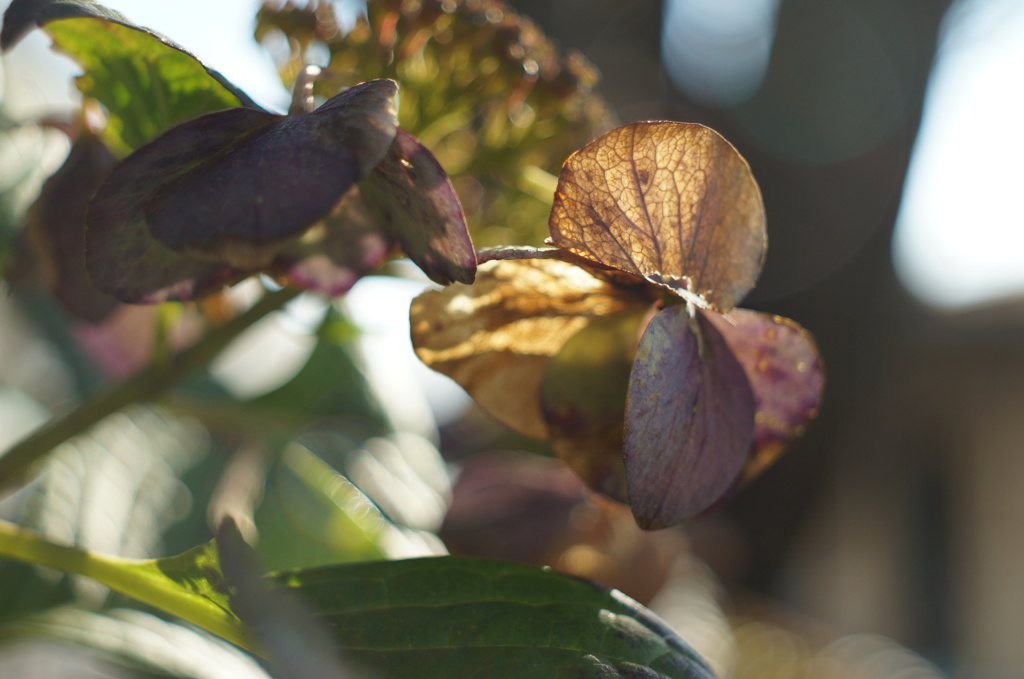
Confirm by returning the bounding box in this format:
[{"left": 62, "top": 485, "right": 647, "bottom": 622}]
[
  {"left": 252, "top": 444, "right": 389, "bottom": 572},
  {"left": 0, "top": 520, "right": 249, "bottom": 649},
  {"left": 2, "top": 0, "right": 257, "bottom": 155},
  {"left": 45, "top": 18, "right": 248, "bottom": 155}
]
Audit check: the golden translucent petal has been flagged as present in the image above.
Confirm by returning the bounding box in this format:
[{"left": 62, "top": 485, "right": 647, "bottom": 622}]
[
  {"left": 410, "top": 259, "right": 645, "bottom": 439},
  {"left": 549, "top": 122, "right": 766, "bottom": 311}
]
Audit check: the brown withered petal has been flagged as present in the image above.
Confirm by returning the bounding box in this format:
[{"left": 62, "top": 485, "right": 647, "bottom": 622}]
[
  {"left": 540, "top": 308, "right": 650, "bottom": 503},
  {"left": 549, "top": 122, "right": 766, "bottom": 311},
  {"left": 360, "top": 130, "right": 475, "bottom": 286},
  {"left": 410, "top": 258, "right": 646, "bottom": 439},
  {"left": 478, "top": 244, "right": 651, "bottom": 291},
  {"left": 625, "top": 305, "right": 755, "bottom": 529},
  {"left": 704, "top": 309, "right": 825, "bottom": 484},
  {"left": 145, "top": 80, "right": 398, "bottom": 263}
]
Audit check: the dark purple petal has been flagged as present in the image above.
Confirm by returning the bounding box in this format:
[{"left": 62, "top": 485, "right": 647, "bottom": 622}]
[
  {"left": 85, "top": 108, "right": 274, "bottom": 302},
  {"left": 624, "top": 305, "right": 755, "bottom": 528},
  {"left": 86, "top": 80, "right": 398, "bottom": 302},
  {"left": 360, "top": 130, "right": 476, "bottom": 285},
  {"left": 704, "top": 309, "right": 824, "bottom": 482},
  {"left": 276, "top": 188, "right": 393, "bottom": 296},
  {"left": 9, "top": 132, "right": 120, "bottom": 322},
  {"left": 146, "top": 80, "right": 398, "bottom": 263}
]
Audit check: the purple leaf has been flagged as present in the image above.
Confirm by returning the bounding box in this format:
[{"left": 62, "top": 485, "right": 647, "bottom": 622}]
[
  {"left": 624, "top": 305, "right": 755, "bottom": 528},
  {"left": 145, "top": 80, "right": 398, "bottom": 263},
  {"left": 277, "top": 188, "right": 393, "bottom": 296},
  {"left": 360, "top": 130, "right": 476, "bottom": 285},
  {"left": 704, "top": 309, "right": 825, "bottom": 481},
  {"left": 9, "top": 132, "right": 121, "bottom": 322}
]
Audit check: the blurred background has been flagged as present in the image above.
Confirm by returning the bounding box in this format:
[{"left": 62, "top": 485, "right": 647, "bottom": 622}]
[{"left": 2, "top": 0, "right": 1024, "bottom": 677}]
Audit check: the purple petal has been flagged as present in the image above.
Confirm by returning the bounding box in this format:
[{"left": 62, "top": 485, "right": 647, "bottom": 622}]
[
  {"left": 86, "top": 109, "right": 272, "bottom": 302},
  {"left": 276, "top": 189, "right": 393, "bottom": 296},
  {"left": 624, "top": 305, "right": 755, "bottom": 528},
  {"left": 145, "top": 80, "right": 398, "bottom": 262},
  {"left": 703, "top": 309, "right": 824, "bottom": 481},
  {"left": 360, "top": 130, "right": 476, "bottom": 285}
]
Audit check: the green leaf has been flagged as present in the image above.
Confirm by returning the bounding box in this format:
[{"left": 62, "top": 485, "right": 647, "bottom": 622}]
[
  {"left": 1, "top": 0, "right": 258, "bottom": 154},
  {"left": 277, "top": 557, "right": 715, "bottom": 679},
  {"left": 0, "top": 519, "right": 252, "bottom": 651},
  {"left": 0, "top": 521, "right": 714, "bottom": 677}
]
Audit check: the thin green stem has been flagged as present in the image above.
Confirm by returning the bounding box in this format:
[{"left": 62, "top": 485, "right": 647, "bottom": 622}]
[
  {"left": 0, "top": 519, "right": 258, "bottom": 654},
  {"left": 0, "top": 287, "right": 301, "bottom": 489}
]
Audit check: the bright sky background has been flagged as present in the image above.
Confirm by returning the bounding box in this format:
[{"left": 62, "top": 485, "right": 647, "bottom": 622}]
[{"left": 892, "top": 0, "right": 1024, "bottom": 310}]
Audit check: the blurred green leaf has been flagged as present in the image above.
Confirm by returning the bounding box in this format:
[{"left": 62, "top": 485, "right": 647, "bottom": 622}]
[
  {"left": 247, "top": 310, "right": 384, "bottom": 426},
  {"left": 2, "top": 0, "right": 257, "bottom": 154},
  {"left": 6, "top": 607, "right": 272, "bottom": 679},
  {"left": 253, "top": 444, "right": 388, "bottom": 572}
]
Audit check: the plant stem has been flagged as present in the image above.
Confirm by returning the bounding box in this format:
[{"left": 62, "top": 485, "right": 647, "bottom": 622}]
[
  {"left": 0, "top": 287, "right": 301, "bottom": 489},
  {"left": 0, "top": 519, "right": 257, "bottom": 653}
]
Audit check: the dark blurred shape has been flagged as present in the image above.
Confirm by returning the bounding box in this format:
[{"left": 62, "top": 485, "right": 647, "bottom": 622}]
[
  {"left": 217, "top": 518, "right": 362, "bottom": 679},
  {"left": 442, "top": 451, "right": 684, "bottom": 603},
  {"left": 730, "top": 0, "right": 908, "bottom": 166},
  {"left": 6, "top": 129, "right": 119, "bottom": 323},
  {"left": 442, "top": 451, "right": 586, "bottom": 563}
]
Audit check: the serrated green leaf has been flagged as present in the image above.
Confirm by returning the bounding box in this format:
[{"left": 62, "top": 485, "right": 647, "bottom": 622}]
[
  {"left": 45, "top": 18, "right": 250, "bottom": 154},
  {"left": 2, "top": 0, "right": 258, "bottom": 154},
  {"left": 277, "top": 557, "right": 715, "bottom": 679}
]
